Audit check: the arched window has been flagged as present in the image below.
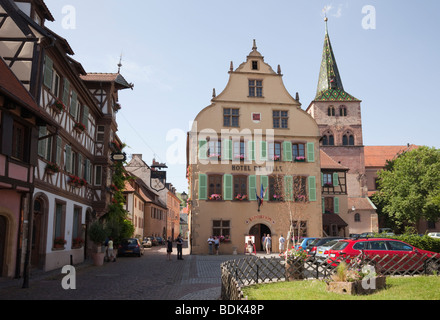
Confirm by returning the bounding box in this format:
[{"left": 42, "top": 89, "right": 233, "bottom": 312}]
[
  {"left": 343, "top": 131, "right": 355, "bottom": 146},
  {"left": 322, "top": 131, "right": 335, "bottom": 146},
  {"left": 339, "top": 105, "right": 347, "bottom": 117},
  {"left": 327, "top": 106, "right": 335, "bottom": 117},
  {"left": 354, "top": 213, "right": 361, "bottom": 222}
]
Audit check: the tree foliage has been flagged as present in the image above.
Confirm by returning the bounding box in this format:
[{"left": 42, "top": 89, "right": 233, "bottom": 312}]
[{"left": 373, "top": 146, "right": 440, "bottom": 228}]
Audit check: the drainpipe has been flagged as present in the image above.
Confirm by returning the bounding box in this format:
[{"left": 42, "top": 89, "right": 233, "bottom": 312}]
[{"left": 22, "top": 189, "right": 34, "bottom": 289}]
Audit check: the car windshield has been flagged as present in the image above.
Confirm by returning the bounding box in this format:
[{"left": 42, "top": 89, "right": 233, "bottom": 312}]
[
  {"left": 331, "top": 241, "right": 349, "bottom": 250},
  {"left": 322, "top": 240, "right": 339, "bottom": 247}
]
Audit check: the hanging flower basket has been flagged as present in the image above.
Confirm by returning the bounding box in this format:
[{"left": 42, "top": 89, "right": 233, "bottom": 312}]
[
  {"left": 50, "top": 99, "right": 65, "bottom": 114},
  {"left": 45, "top": 162, "right": 60, "bottom": 175},
  {"left": 68, "top": 174, "right": 87, "bottom": 188},
  {"left": 73, "top": 122, "right": 86, "bottom": 133}
]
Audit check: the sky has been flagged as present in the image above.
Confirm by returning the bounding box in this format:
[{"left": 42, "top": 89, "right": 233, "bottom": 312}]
[{"left": 44, "top": 0, "right": 440, "bottom": 193}]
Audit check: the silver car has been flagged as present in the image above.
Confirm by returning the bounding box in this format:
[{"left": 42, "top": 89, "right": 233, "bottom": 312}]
[{"left": 315, "top": 239, "right": 342, "bottom": 263}]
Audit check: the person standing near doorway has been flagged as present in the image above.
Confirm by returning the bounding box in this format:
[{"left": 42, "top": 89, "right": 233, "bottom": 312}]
[
  {"left": 265, "top": 234, "right": 272, "bottom": 254},
  {"left": 279, "top": 234, "right": 285, "bottom": 253}
]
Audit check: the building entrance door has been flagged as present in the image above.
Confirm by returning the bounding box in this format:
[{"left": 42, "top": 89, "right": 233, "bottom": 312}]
[
  {"left": 0, "top": 216, "right": 6, "bottom": 277},
  {"left": 249, "top": 224, "right": 271, "bottom": 252}
]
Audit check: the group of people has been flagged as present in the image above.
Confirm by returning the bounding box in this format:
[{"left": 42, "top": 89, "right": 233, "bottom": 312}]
[
  {"left": 207, "top": 236, "right": 220, "bottom": 255},
  {"left": 166, "top": 234, "right": 184, "bottom": 261},
  {"left": 262, "top": 233, "right": 287, "bottom": 254}
]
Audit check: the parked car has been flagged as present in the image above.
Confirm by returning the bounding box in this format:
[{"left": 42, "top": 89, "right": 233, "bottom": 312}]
[
  {"left": 306, "top": 237, "right": 345, "bottom": 257},
  {"left": 314, "top": 239, "right": 343, "bottom": 263},
  {"left": 118, "top": 238, "right": 144, "bottom": 257},
  {"left": 326, "top": 238, "right": 440, "bottom": 272},
  {"left": 142, "top": 238, "right": 152, "bottom": 248},
  {"left": 428, "top": 232, "right": 440, "bottom": 239},
  {"left": 155, "top": 237, "right": 164, "bottom": 245},
  {"left": 294, "top": 237, "right": 317, "bottom": 251}
]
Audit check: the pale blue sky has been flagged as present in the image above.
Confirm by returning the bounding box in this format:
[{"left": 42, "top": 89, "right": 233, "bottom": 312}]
[{"left": 44, "top": 0, "right": 440, "bottom": 192}]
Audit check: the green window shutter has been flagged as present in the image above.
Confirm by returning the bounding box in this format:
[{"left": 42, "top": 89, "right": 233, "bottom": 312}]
[
  {"left": 322, "top": 197, "right": 325, "bottom": 214},
  {"left": 284, "top": 176, "right": 293, "bottom": 201},
  {"left": 223, "top": 174, "right": 233, "bottom": 200},
  {"left": 307, "top": 142, "right": 315, "bottom": 163},
  {"left": 82, "top": 105, "right": 89, "bottom": 131},
  {"left": 62, "top": 79, "right": 70, "bottom": 107},
  {"left": 283, "top": 141, "right": 292, "bottom": 162},
  {"left": 70, "top": 91, "right": 78, "bottom": 118},
  {"left": 260, "top": 141, "right": 267, "bottom": 161},
  {"left": 248, "top": 175, "right": 257, "bottom": 201},
  {"left": 65, "top": 145, "right": 72, "bottom": 173},
  {"left": 56, "top": 136, "right": 62, "bottom": 166},
  {"left": 334, "top": 197, "right": 340, "bottom": 214},
  {"left": 261, "top": 176, "right": 269, "bottom": 201},
  {"left": 308, "top": 176, "right": 317, "bottom": 202},
  {"left": 44, "top": 55, "right": 53, "bottom": 89},
  {"left": 78, "top": 154, "right": 83, "bottom": 179},
  {"left": 333, "top": 172, "right": 339, "bottom": 187},
  {"left": 248, "top": 141, "right": 255, "bottom": 161},
  {"left": 198, "top": 174, "right": 207, "bottom": 200},
  {"left": 198, "top": 140, "right": 208, "bottom": 160},
  {"left": 321, "top": 172, "right": 324, "bottom": 187},
  {"left": 222, "top": 139, "right": 232, "bottom": 161},
  {"left": 38, "top": 126, "right": 47, "bottom": 157}
]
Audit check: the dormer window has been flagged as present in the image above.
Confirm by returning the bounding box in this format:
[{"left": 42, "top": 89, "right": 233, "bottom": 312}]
[{"left": 252, "top": 61, "right": 259, "bottom": 70}]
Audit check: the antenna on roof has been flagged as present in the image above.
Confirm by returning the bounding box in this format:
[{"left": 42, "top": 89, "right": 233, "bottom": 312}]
[{"left": 117, "top": 52, "right": 123, "bottom": 73}]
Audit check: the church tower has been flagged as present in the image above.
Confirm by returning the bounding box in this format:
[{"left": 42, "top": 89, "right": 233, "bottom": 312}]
[
  {"left": 307, "top": 18, "right": 378, "bottom": 234},
  {"left": 307, "top": 17, "right": 366, "bottom": 198}
]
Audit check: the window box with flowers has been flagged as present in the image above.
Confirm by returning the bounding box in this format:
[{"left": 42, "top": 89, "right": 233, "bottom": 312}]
[
  {"left": 208, "top": 154, "right": 221, "bottom": 160},
  {"left": 53, "top": 237, "right": 67, "bottom": 250},
  {"left": 295, "top": 195, "right": 307, "bottom": 202},
  {"left": 209, "top": 194, "right": 222, "bottom": 201},
  {"left": 68, "top": 174, "right": 87, "bottom": 188},
  {"left": 50, "top": 99, "right": 65, "bottom": 114},
  {"left": 234, "top": 194, "right": 248, "bottom": 201},
  {"left": 271, "top": 155, "right": 281, "bottom": 162},
  {"left": 73, "top": 121, "right": 86, "bottom": 134},
  {"left": 72, "top": 237, "right": 85, "bottom": 249},
  {"left": 45, "top": 162, "right": 60, "bottom": 175},
  {"left": 271, "top": 194, "right": 283, "bottom": 202},
  {"left": 295, "top": 156, "right": 306, "bottom": 162},
  {"left": 234, "top": 155, "right": 245, "bottom": 161}
]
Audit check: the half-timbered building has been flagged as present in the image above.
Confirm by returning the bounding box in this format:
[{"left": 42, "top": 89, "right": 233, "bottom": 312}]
[{"left": 0, "top": 0, "right": 133, "bottom": 274}]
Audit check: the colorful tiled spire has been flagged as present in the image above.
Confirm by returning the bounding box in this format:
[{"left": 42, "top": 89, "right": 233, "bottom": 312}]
[{"left": 315, "top": 18, "right": 359, "bottom": 102}]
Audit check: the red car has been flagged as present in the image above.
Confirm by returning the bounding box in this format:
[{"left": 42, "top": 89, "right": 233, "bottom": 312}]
[{"left": 326, "top": 238, "right": 440, "bottom": 274}]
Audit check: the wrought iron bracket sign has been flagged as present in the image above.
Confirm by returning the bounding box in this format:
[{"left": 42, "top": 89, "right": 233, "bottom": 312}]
[{"left": 111, "top": 152, "right": 127, "bottom": 162}]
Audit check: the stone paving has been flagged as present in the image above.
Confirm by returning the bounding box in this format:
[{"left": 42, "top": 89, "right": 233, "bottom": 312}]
[{"left": 0, "top": 242, "right": 245, "bottom": 300}]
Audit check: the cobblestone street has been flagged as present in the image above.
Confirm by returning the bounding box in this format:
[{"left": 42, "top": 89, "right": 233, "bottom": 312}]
[{"left": 0, "top": 242, "right": 240, "bottom": 300}]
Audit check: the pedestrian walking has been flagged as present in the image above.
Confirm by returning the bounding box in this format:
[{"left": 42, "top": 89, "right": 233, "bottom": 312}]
[
  {"left": 166, "top": 236, "right": 173, "bottom": 261},
  {"left": 265, "top": 234, "right": 272, "bottom": 254},
  {"left": 279, "top": 234, "right": 285, "bottom": 253},
  {"left": 176, "top": 234, "right": 183, "bottom": 260},
  {"left": 108, "top": 237, "right": 116, "bottom": 262},
  {"left": 207, "top": 236, "right": 214, "bottom": 255},
  {"left": 214, "top": 236, "right": 220, "bottom": 255}
]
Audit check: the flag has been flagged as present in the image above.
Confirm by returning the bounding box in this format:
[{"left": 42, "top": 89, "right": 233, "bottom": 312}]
[{"left": 256, "top": 184, "right": 268, "bottom": 211}]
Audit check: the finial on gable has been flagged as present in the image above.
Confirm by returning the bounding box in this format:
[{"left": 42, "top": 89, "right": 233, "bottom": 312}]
[{"left": 252, "top": 39, "right": 257, "bottom": 51}]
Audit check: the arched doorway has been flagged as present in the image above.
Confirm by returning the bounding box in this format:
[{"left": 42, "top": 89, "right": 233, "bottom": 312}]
[
  {"left": 249, "top": 223, "right": 271, "bottom": 252},
  {"left": 0, "top": 215, "right": 6, "bottom": 277}
]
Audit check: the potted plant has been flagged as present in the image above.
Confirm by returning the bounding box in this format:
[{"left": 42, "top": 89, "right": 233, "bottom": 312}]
[
  {"left": 53, "top": 237, "right": 66, "bottom": 249},
  {"left": 281, "top": 248, "right": 307, "bottom": 281},
  {"left": 209, "top": 194, "right": 222, "bottom": 201},
  {"left": 88, "top": 221, "right": 108, "bottom": 266},
  {"left": 72, "top": 237, "right": 84, "bottom": 249}
]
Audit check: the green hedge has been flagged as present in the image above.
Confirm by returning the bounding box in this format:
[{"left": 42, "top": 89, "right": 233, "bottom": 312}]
[{"left": 381, "top": 234, "right": 440, "bottom": 253}]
